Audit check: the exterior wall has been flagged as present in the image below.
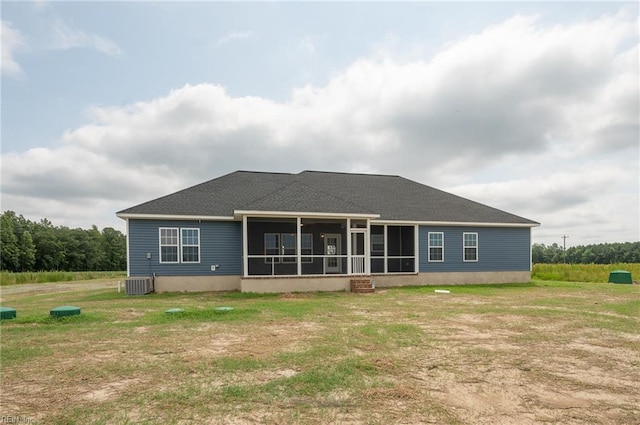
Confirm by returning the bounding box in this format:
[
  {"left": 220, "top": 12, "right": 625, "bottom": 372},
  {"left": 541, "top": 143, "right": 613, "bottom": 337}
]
[
  {"left": 419, "top": 226, "right": 531, "bottom": 273},
  {"left": 154, "top": 275, "right": 241, "bottom": 293},
  {"left": 128, "top": 219, "right": 242, "bottom": 278},
  {"left": 241, "top": 276, "right": 352, "bottom": 293},
  {"left": 372, "top": 271, "right": 531, "bottom": 288},
  {"left": 127, "top": 218, "right": 532, "bottom": 293}
]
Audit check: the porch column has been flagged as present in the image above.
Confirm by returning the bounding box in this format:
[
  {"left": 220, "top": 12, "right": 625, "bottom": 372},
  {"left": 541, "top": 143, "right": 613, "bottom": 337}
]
[
  {"left": 242, "top": 215, "right": 248, "bottom": 277},
  {"left": 346, "top": 218, "right": 351, "bottom": 275},
  {"left": 414, "top": 225, "right": 419, "bottom": 273},
  {"left": 296, "top": 217, "right": 302, "bottom": 276},
  {"left": 365, "top": 219, "right": 371, "bottom": 275},
  {"left": 383, "top": 225, "right": 388, "bottom": 274}
]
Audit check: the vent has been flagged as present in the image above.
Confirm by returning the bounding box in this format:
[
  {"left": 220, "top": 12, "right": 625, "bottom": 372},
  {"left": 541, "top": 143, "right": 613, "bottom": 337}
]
[{"left": 126, "top": 277, "right": 153, "bottom": 295}]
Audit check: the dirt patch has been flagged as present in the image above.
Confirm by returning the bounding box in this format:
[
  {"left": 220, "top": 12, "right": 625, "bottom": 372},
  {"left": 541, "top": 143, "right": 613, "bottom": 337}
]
[{"left": 2, "top": 284, "right": 638, "bottom": 424}]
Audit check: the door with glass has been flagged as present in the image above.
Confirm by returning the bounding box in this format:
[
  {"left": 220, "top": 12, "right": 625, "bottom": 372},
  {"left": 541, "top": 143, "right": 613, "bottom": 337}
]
[{"left": 324, "top": 234, "right": 341, "bottom": 273}]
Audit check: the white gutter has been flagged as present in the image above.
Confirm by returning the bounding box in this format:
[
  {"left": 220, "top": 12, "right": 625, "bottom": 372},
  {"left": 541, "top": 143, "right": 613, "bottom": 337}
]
[
  {"left": 372, "top": 220, "right": 540, "bottom": 228},
  {"left": 116, "top": 213, "right": 235, "bottom": 221},
  {"left": 233, "top": 210, "right": 380, "bottom": 220}
]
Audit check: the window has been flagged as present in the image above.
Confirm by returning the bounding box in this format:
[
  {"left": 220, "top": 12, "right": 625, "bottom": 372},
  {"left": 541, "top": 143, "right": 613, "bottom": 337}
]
[
  {"left": 428, "top": 232, "right": 444, "bottom": 262},
  {"left": 181, "top": 228, "right": 200, "bottom": 263},
  {"left": 265, "top": 233, "right": 280, "bottom": 264},
  {"left": 371, "top": 234, "right": 384, "bottom": 256},
  {"left": 160, "top": 228, "right": 179, "bottom": 263},
  {"left": 463, "top": 232, "right": 478, "bottom": 262},
  {"left": 265, "top": 233, "right": 313, "bottom": 263},
  {"left": 160, "top": 227, "right": 200, "bottom": 263},
  {"left": 301, "top": 233, "right": 313, "bottom": 263},
  {"left": 282, "top": 233, "right": 297, "bottom": 263}
]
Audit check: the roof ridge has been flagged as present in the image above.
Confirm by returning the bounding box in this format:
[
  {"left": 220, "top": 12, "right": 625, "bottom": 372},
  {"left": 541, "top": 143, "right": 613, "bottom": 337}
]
[
  {"left": 236, "top": 170, "right": 294, "bottom": 176},
  {"left": 299, "top": 170, "right": 400, "bottom": 178}
]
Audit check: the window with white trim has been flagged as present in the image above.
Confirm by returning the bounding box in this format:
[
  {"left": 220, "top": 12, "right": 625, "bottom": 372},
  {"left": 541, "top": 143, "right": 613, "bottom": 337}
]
[
  {"left": 463, "top": 232, "right": 478, "bottom": 262},
  {"left": 160, "top": 228, "right": 179, "bottom": 263},
  {"left": 181, "top": 228, "right": 200, "bottom": 263},
  {"left": 265, "top": 233, "right": 280, "bottom": 264},
  {"left": 428, "top": 232, "right": 444, "bottom": 262},
  {"left": 159, "top": 227, "right": 201, "bottom": 263}
]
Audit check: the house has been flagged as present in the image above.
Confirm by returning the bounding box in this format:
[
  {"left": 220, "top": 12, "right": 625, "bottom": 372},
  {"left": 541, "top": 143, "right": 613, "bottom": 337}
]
[{"left": 116, "top": 170, "right": 539, "bottom": 293}]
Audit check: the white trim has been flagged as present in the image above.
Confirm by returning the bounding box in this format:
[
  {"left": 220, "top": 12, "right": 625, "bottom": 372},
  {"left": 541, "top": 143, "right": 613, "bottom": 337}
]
[
  {"left": 372, "top": 220, "right": 538, "bottom": 228},
  {"left": 125, "top": 218, "right": 130, "bottom": 276},
  {"left": 297, "top": 217, "right": 302, "bottom": 276},
  {"left": 235, "top": 210, "right": 380, "bottom": 220},
  {"left": 117, "top": 213, "right": 235, "bottom": 221},
  {"left": 242, "top": 215, "right": 248, "bottom": 277},
  {"left": 428, "top": 232, "right": 445, "bottom": 262},
  {"left": 346, "top": 219, "right": 351, "bottom": 275},
  {"left": 365, "top": 219, "right": 371, "bottom": 275},
  {"left": 414, "top": 225, "right": 419, "bottom": 273},
  {"left": 383, "top": 225, "right": 388, "bottom": 274},
  {"left": 159, "top": 227, "right": 180, "bottom": 264},
  {"left": 463, "top": 232, "right": 479, "bottom": 262},
  {"left": 118, "top": 212, "right": 537, "bottom": 228},
  {"left": 180, "top": 228, "right": 201, "bottom": 264}
]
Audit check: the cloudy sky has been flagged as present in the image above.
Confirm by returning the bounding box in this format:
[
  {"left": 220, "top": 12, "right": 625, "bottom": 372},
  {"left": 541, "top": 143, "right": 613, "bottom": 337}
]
[{"left": 2, "top": 1, "right": 638, "bottom": 247}]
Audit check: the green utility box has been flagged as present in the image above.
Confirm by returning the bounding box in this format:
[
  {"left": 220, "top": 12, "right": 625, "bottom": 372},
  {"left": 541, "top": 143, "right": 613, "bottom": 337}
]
[
  {"left": 608, "top": 270, "right": 632, "bottom": 284},
  {"left": 0, "top": 307, "right": 17, "bottom": 320},
  {"left": 50, "top": 306, "right": 81, "bottom": 317}
]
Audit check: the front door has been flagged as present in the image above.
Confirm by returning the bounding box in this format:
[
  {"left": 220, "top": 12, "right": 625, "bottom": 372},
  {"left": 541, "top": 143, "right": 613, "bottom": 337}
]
[{"left": 324, "top": 234, "right": 341, "bottom": 273}]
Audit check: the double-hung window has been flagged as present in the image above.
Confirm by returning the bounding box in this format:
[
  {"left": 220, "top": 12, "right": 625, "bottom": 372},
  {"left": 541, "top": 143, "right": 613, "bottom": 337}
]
[
  {"left": 181, "top": 228, "right": 200, "bottom": 263},
  {"left": 463, "top": 232, "right": 478, "bottom": 262},
  {"left": 160, "top": 228, "right": 179, "bottom": 263},
  {"left": 428, "top": 232, "right": 444, "bottom": 262},
  {"left": 160, "top": 227, "right": 200, "bottom": 263}
]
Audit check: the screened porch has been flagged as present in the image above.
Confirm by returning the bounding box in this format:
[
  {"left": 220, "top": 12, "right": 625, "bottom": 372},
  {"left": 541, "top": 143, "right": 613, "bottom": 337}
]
[{"left": 242, "top": 216, "right": 416, "bottom": 277}]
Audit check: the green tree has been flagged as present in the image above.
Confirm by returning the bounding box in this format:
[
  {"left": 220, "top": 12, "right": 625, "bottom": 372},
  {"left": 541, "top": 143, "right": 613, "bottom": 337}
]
[
  {"left": 102, "top": 227, "right": 126, "bottom": 270},
  {"left": 0, "top": 211, "right": 20, "bottom": 271},
  {"left": 18, "top": 230, "right": 36, "bottom": 271}
]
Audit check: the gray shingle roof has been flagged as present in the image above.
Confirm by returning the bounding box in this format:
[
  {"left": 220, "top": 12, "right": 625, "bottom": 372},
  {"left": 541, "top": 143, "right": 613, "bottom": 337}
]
[{"left": 117, "top": 170, "right": 538, "bottom": 225}]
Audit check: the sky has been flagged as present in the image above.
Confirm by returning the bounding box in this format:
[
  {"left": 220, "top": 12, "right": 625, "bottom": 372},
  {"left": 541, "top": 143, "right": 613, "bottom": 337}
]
[{"left": 1, "top": 1, "right": 638, "bottom": 248}]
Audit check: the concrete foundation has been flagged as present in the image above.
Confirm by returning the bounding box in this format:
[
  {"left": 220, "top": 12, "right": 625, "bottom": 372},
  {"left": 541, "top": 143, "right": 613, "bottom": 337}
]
[
  {"left": 241, "top": 276, "right": 352, "bottom": 293},
  {"left": 151, "top": 271, "right": 531, "bottom": 293},
  {"left": 372, "top": 271, "right": 531, "bottom": 288},
  {"left": 153, "top": 275, "right": 241, "bottom": 293}
]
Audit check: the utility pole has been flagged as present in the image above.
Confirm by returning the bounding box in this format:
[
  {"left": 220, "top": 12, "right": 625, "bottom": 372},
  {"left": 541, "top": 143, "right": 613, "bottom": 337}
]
[{"left": 561, "top": 235, "right": 569, "bottom": 263}]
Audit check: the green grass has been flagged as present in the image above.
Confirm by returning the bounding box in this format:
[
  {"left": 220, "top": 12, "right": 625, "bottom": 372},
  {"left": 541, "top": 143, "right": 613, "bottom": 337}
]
[
  {"left": 0, "top": 270, "right": 126, "bottom": 286},
  {"left": 1, "top": 279, "right": 638, "bottom": 424},
  {"left": 532, "top": 263, "right": 640, "bottom": 283}
]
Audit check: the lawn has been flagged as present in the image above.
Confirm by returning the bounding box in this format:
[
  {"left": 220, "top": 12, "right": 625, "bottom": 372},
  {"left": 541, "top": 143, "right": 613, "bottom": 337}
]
[{"left": 1, "top": 281, "right": 638, "bottom": 424}]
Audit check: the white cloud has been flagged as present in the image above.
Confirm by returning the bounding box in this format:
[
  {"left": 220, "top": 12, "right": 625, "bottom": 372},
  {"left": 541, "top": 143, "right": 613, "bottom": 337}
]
[
  {"left": 217, "top": 31, "right": 255, "bottom": 46},
  {"left": 48, "top": 18, "right": 122, "bottom": 55},
  {"left": 1, "top": 10, "right": 638, "bottom": 244},
  {"left": 1, "top": 20, "right": 27, "bottom": 79}
]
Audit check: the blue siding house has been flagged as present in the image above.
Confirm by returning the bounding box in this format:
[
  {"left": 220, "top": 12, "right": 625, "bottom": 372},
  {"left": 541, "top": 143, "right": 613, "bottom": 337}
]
[{"left": 117, "top": 171, "right": 539, "bottom": 293}]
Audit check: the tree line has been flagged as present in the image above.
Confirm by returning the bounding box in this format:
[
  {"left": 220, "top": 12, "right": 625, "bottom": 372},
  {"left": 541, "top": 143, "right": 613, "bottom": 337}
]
[
  {"left": 532, "top": 242, "right": 640, "bottom": 264},
  {"left": 1, "top": 211, "right": 126, "bottom": 272}
]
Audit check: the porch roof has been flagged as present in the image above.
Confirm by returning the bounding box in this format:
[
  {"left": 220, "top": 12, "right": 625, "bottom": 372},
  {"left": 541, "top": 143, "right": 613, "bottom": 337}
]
[{"left": 117, "top": 170, "right": 539, "bottom": 226}]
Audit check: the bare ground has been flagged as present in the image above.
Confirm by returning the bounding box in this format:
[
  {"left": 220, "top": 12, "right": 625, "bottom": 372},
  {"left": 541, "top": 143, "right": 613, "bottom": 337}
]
[{"left": 1, "top": 285, "right": 638, "bottom": 424}]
